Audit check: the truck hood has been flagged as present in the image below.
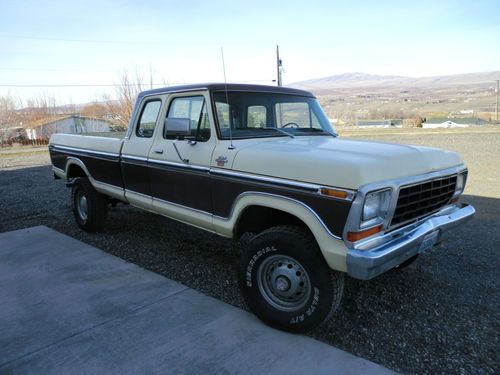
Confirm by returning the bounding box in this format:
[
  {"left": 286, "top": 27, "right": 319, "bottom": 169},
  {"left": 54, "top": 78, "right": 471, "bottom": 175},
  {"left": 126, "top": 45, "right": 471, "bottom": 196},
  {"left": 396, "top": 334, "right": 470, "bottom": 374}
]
[{"left": 231, "top": 136, "right": 464, "bottom": 189}]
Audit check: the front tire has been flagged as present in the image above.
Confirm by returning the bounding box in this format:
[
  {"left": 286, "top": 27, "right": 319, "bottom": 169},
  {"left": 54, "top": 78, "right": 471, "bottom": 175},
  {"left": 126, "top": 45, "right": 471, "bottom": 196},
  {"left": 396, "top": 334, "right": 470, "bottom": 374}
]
[
  {"left": 71, "top": 177, "right": 108, "bottom": 232},
  {"left": 238, "top": 225, "right": 344, "bottom": 333}
]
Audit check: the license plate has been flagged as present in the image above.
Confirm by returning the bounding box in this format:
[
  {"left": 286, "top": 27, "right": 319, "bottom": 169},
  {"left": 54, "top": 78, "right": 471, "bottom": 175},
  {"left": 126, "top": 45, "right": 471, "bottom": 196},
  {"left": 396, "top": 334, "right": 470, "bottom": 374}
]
[{"left": 419, "top": 231, "right": 439, "bottom": 253}]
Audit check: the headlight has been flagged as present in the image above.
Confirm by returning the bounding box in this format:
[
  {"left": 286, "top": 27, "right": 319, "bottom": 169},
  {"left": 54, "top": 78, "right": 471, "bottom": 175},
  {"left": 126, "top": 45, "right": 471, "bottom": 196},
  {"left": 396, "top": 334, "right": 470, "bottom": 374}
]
[
  {"left": 362, "top": 189, "right": 392, "bottom": 227},
  {"left": 453, "top": 171, "right": 467, "bottom": 197}
]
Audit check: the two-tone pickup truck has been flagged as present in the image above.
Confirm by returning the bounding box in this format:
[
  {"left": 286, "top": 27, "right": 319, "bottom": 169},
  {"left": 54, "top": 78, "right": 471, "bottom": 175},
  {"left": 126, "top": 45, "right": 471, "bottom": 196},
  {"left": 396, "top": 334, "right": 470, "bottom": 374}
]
[{"left": 49, "top": 83, "right": 475, "bottom": 333}]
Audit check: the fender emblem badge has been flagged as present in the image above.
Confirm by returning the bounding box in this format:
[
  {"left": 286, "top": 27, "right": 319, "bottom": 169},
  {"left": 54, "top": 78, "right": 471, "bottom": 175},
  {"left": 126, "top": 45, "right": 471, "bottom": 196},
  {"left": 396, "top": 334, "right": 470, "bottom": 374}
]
[{"left": 215, "top": 156, "right": 228, "bottom": 167}]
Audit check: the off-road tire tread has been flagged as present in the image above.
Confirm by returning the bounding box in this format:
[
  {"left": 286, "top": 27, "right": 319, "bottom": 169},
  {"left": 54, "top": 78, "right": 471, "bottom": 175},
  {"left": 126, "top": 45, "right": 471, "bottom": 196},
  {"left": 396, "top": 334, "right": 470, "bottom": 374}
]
[
  {"left": 71, "top": 177, "right": 107, "bottom": 232},
  {"left": 240, "top": 225, "right": 344, "bottom": 333},
  {"left": 324, "top": 267, "right": 344, "bottom": 324}
]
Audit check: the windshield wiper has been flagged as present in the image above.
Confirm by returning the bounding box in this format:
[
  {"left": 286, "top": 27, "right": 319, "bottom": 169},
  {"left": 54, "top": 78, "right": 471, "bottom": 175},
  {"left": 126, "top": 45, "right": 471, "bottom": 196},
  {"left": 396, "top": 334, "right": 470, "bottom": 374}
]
[
  {"left": 262, "top": 127, "right": 295, "bottom": 138},
  {"left": 293, "top": 127, "right": 338, "bottom": 138},
  {"left": 324, "top": 129, "right": 339, "bottom": 138}
]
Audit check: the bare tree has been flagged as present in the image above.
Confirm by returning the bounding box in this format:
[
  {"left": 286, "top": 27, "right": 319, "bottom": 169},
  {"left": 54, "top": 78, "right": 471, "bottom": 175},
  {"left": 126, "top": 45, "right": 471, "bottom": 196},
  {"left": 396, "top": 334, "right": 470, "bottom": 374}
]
[
  {"left": 23, "top": 93, "right": 57, "bottom": 118},
  {"left": 0, "top": 95, "right": 20, "bottom": 146},
  {"left": 16, "top": 93, "right": 62, "bottom": 135},
  {"left": 80, "top": 101, "right": 109, "bottom": 119},
  {"left": 104, "top": 70, "right": 146, "bottom": 131}
]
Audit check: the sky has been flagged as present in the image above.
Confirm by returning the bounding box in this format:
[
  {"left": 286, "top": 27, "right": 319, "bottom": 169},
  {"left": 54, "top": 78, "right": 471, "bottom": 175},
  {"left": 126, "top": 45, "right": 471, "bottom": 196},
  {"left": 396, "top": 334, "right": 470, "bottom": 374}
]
[{"left": 0, "top": 0, "right": 499, "bottom": 104}]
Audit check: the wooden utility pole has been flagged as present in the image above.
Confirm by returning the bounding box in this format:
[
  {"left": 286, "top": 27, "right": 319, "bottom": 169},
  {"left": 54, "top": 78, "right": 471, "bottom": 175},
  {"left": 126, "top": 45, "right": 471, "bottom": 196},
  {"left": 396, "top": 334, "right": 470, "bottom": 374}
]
[
  {"left": 496, "top": 80, "right": 499, "bottom": 124},
  {"left": 276, "top": 45, "right": 283, "bottom": 87}
]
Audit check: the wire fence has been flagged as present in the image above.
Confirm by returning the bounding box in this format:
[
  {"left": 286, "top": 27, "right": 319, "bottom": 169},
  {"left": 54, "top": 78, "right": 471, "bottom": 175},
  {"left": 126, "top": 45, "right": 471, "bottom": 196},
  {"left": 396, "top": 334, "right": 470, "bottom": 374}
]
[{"left": 1, "top": 138, "right": 49, "bottom": 147}]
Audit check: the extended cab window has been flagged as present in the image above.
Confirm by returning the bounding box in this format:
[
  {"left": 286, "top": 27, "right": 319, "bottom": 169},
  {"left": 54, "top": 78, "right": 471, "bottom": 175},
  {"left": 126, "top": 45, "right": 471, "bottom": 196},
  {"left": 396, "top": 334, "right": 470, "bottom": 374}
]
[
  {"left": 136, "top": 100, "right": 162, "bottom": 138},
  {"left": 165, "top": 96, "right": 210, "bottom": 142}
]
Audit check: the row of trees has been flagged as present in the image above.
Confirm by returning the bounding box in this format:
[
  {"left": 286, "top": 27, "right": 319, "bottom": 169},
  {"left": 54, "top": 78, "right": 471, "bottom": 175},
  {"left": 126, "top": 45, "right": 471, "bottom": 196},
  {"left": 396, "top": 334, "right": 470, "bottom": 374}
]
[
  {"left": 80, "top": 72, "right": 148, "bottom": 130},
  {"left": 0, "top": 93, "right": 80, "bottom": 145},
  {"left": 0, "top": 72, "right": 147, "bottom": 145},
  {"left": 0, "top": 96, "right": 18, "bottom": 145},
  {"left": 2, "top": 70, "right": 433, "bottom": 146}
]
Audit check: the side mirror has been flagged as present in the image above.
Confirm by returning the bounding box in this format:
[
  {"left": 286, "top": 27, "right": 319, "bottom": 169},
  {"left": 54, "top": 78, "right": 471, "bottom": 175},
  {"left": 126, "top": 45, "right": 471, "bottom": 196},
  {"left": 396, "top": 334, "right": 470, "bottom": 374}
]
[{"left": 165, "top": 117, "right": 191, "bottom": 138}]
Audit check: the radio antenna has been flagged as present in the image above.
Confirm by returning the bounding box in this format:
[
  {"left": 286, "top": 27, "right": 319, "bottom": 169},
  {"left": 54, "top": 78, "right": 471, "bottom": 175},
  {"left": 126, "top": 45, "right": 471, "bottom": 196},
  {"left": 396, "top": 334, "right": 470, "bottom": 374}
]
[{"left": 221, "top": 47, "right": 235, "bottom": 150}]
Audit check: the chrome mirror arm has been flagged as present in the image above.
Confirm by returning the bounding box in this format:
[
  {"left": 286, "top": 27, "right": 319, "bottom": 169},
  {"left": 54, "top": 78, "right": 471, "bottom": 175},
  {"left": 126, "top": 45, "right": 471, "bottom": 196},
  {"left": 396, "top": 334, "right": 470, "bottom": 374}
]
[{"left": 172, "top": 139, "right": 189, "bottom": 163}]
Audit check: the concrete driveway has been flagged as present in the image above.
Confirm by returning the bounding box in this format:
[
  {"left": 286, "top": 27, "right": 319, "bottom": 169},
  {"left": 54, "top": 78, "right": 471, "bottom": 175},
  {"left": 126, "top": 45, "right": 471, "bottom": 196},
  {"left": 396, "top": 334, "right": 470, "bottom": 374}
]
[{"left": 0, "top": 226, "right": 392, "bottom": 374}]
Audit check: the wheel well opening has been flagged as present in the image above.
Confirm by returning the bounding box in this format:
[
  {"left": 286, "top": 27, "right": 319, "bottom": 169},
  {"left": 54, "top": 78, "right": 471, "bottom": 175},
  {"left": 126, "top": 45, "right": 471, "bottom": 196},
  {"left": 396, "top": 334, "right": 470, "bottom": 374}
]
[
  {"left": 234, "top": 205, "right": 310, "bottom": 239},
  {"left": 67, "top": 164, "right": 87, "bottom": 179}
]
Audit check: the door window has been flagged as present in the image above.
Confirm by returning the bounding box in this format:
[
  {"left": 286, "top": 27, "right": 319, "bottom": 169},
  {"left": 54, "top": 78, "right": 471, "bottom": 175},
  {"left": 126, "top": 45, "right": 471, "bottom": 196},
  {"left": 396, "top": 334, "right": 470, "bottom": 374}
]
[
  {"left": 136, "top": 100, "right": 162, "bottom": 138},
  {"left": 165, "top": 96, "right": 211, "bottom": 141}
]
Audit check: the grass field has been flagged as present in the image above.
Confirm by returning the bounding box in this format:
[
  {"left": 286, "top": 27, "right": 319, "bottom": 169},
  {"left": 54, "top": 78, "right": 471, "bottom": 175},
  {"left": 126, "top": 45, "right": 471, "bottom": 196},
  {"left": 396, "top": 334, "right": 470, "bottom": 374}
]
[{"left": 339, "top": 126, "right": 500, "bottom": 199}]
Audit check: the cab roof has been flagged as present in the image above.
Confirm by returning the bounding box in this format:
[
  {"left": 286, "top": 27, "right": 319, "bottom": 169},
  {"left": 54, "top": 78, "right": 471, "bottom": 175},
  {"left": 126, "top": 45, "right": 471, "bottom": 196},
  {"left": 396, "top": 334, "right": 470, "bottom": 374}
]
[{"left": 138, "top": 83, "right": 315, "bottom": 98}]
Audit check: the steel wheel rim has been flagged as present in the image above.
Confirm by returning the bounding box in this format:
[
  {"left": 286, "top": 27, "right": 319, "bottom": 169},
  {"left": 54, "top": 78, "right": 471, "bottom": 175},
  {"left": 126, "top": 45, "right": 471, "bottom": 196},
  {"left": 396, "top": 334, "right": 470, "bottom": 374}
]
[
  {"left": 256, "top": 254, "right": 311, "bottom": 311},
  {"left": 76, "top": 190, "right": 88, "bottom": 221}
]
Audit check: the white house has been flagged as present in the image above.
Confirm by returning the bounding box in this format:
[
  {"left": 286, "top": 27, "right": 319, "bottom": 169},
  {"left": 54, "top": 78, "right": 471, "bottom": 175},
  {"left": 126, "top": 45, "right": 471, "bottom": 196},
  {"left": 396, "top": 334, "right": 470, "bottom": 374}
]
[
  {"left": 459, "top": 109, "right": 474, "bottom": 115},
  {"left": 422, "top": 118, "right": 488, "bottom": 129},
  {"left": 25, "top": 115, "right": 112, "bottom": 140}
]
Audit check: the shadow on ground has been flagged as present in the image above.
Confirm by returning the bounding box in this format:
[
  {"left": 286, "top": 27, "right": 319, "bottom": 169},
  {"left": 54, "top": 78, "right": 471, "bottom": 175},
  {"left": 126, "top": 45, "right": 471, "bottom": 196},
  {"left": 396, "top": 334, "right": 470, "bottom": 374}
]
[{"left": 0, "top": 165, "right": 498, "bottom": 374}]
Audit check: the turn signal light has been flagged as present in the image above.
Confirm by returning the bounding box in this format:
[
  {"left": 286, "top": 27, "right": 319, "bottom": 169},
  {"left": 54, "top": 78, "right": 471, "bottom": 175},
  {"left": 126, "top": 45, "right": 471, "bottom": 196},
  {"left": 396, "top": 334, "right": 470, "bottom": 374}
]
[
  {"left": 347, "top": 225, "right": 383, "bottom": 242},
  {"left": 320, "top": 188, "right": 348, "bottom": 199}
]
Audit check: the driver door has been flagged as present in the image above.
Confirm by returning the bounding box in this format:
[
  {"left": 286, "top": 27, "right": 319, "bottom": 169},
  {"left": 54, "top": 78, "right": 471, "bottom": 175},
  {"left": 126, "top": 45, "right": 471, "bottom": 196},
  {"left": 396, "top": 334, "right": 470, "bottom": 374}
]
[{"left": 148, "top": 91, "right": 216, "bottom": 228}]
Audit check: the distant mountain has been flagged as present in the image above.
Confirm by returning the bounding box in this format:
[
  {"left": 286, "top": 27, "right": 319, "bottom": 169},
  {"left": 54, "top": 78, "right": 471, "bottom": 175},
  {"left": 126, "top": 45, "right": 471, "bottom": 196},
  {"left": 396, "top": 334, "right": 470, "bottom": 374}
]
[
  {"left": 289, "top": 71, "right": 500, "bottom": 94},
  {"left": 293, "top": 72, "right": 408, "bottom": 87}
]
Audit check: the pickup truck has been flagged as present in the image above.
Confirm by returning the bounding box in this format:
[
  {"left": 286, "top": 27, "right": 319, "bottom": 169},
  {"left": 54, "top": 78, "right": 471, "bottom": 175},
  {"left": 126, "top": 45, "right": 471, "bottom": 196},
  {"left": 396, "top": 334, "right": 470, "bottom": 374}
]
[{"left": 49, "top": 83, "right": 475, "bottom": 333}]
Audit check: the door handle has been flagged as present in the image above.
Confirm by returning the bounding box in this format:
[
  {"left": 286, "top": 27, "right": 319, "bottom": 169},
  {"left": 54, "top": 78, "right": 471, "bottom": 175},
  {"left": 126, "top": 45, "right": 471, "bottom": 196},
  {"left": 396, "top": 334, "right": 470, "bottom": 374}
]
[{"left": 153, "top": 149, "right": 164, "bottom": 154}]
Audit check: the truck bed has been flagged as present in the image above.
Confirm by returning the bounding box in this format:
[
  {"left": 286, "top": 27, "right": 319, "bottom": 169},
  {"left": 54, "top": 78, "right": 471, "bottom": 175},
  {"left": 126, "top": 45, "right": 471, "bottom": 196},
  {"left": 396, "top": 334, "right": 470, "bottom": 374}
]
[
  {"left": 50, "top": 133, "right": 124, "bottom": 155},
  {"left": 49, "top": 133, "right": 125, "bottom": 193}
]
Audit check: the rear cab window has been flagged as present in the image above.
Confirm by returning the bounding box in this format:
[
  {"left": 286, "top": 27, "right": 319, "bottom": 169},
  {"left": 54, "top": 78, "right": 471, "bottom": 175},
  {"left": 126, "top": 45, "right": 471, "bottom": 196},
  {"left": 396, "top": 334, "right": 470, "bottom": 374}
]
[{"left": 247, "top": 105, "right": 267, "bottom": 128}]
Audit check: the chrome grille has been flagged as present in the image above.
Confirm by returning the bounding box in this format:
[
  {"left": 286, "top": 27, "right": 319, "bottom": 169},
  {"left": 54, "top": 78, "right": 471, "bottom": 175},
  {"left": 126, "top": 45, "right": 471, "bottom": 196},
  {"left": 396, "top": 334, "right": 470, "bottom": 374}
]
[{"left": 391, "top": 175, "right": 457, "bottom": 227}]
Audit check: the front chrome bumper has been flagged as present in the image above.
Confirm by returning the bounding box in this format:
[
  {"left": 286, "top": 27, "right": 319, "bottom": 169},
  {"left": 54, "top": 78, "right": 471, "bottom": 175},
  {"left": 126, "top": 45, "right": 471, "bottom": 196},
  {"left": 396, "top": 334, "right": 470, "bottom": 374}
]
[{"left": 346, "top": 204, "right": 475, "bottom": 280}]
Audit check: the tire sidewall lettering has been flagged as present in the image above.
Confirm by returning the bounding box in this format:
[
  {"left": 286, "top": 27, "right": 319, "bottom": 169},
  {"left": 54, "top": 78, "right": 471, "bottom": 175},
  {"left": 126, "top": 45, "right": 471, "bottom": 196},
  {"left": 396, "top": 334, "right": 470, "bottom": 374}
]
[
  {"left": 239, "top": 226, "right": 342, "bottom": 333},
  {"left": 290, "top": 287, "right": 320, "bottom": 324},
  {"left": 245, "top": 245, "right": 277, "bottom": 287},
  {"left": 245, "top": 244, "right": 322, "bottom": 325}
]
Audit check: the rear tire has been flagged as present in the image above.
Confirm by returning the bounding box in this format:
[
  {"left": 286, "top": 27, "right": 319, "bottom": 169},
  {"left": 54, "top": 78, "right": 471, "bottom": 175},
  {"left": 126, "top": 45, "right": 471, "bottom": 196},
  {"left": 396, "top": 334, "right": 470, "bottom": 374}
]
[
  {"left": 239, "top": 225, "right": 344, "bottom": 333},
  {"left": 71, "top": 177, "right": 108, "bottom": 232}
]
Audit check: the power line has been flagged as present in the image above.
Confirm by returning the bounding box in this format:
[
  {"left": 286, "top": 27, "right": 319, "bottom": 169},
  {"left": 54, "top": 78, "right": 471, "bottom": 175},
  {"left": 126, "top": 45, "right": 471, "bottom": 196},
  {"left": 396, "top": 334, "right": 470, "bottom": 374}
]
[
  {"left": 0, "top": 83, "right": 177, "bottom": 88},
  {"left": 0, "top": 34, "right": 258, "bottom": 47},
  {"left": 0, "top": 67, "right": 112, "bottom": 73},
  {"left": 0, "top": 34, "right": 175, "bottom": 45},
  {"left": 0, "top": 79, "right": 276, "bottom": 88}
]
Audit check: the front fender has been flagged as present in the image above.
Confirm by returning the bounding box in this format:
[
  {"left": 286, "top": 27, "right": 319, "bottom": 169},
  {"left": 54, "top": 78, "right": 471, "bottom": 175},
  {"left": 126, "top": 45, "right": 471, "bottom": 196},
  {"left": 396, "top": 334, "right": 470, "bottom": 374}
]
[{"left": 213, "top": 191, "right": 349, "bottom": 272}]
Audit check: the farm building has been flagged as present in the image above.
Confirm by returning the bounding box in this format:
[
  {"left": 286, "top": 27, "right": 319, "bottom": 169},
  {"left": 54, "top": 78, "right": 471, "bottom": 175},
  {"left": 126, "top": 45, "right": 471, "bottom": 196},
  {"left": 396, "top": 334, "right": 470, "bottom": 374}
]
[
  {"left": 422, "top": 117, "right": 488, "bottom": 129},
  {"left": 0, "top": 126, "right": 26, "bottom": 144},
  {"left": 25, "top": 115, "right": 112, "bottom": 140},
  {"left": 356, "top": 119, "right": 403, "bottom": 128}
]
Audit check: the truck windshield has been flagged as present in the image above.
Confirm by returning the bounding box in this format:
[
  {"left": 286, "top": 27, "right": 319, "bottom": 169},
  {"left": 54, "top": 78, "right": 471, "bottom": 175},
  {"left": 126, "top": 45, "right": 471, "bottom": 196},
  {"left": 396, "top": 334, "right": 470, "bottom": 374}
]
[{"left": 212, "top": 91, "right": 336, "bottom": 139}]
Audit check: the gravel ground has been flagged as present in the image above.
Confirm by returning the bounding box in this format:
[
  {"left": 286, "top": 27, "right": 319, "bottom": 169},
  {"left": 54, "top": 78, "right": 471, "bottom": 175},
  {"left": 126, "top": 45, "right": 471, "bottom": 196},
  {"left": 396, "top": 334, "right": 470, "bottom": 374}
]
[{"left": 0, "top": 130, "right": 498, "bottom": 374}]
